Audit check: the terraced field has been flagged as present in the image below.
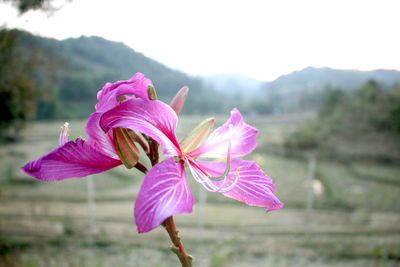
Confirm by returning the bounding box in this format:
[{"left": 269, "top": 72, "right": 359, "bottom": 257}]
[{"left": 1, "top": 114, "right": 399, "bottom": 266}]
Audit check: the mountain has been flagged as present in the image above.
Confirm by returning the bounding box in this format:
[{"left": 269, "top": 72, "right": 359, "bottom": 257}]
[
  {"left": 203, "top": 73, "right": 262, "bottom": 99},
  {"left": 203, "top": 67, "right": 400, "bottom": 105},
  {"left": 8, "top": 29, "right": 220, "bottom": 119},
  {"left": 261, "top": 67, "right": 400, "bottom": 93},
  {"left": 58, "top": 35, "right": 207, "bottom": 100},
  {"left": 4, "top": 29, "right": 400, "bottom": 120},
  {"left": 247, "top": 67, "right": 400, "bottom": 113}
]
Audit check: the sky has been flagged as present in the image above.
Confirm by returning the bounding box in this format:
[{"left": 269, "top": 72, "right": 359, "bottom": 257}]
[{"left": 1, "top": 0, "right": 400, "bottom": 81}]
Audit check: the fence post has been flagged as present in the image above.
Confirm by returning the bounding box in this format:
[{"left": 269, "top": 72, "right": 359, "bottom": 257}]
[
  {"left": 306, "top": 154, "right": 316, "bottom": 234},
  {"left": 197, "top": 185, "right": 207, "bottom": 241},
  {"left": 86, "top": 175, "right": 96, "bottom": 235}
]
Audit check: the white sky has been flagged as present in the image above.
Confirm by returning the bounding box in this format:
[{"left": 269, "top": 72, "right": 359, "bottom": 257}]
[{"left": 1, "top": 0, "right": 399, "bottom": 81}]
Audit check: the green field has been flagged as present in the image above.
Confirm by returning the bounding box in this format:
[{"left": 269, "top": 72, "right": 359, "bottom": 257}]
[{"left": 1, "top": 114, "right": 400, "bottom": 266}]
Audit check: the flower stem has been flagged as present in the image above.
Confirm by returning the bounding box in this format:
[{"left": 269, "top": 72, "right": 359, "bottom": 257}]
[
  {"left": 145, "top": 134, "right": 192, "bottom": 266},
  {"left": 162, "top": 216, "right": 193, "bottom": 267}
]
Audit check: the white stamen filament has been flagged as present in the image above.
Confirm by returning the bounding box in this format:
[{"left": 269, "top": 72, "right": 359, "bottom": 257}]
[
  {"left": 186, "top": 159, "right": 240, "bottom": 193},
  {"left": 59, "top": 122, "right": 69, "bottom": 146},
  {"left": 184, "top": 123, "right": 239, "bottom": 193}
]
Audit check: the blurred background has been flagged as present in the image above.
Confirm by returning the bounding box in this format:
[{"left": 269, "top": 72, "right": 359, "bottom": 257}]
[{"left": 1, "top": 0, "right": 400, "bottom": 266}]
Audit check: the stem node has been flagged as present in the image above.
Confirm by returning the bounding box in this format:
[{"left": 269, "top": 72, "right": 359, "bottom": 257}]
[{"left": 162, "top": 216, "right": 192, "bottom": 267}]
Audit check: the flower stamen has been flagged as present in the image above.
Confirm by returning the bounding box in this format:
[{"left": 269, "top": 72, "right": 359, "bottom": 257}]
[
  {"left": 59, "top": 122, "right": 69, "bottom": 146},
  {"left": 186, "top": 123, "right": 239, "bottom": 193},
  {"left": 235, "top": 167, "right": 241, "bottom": 179},
  {"left": 208, "top": 123, "right": 233, "bottom": 182}
]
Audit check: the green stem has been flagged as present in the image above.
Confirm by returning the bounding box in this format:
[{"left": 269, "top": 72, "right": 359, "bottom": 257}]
[{"left": 162, "top": 217, "right": 193, "bottom": 267}]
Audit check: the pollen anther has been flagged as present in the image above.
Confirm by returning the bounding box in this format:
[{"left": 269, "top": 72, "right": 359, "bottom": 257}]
[{"left": 235, "top": 167, "right": 241, "bottom": 179}]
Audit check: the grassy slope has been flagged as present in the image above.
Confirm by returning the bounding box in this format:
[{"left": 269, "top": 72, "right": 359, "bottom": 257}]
[{"left": 0, "top": 114, "right": 399, "bottom": 266}]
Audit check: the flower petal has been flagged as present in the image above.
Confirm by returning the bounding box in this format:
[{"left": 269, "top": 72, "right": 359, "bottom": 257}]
[
  {"left": 95, "top": 72, "right": 153, "bottom": 112},
  {"left": 189, "top": 108, "right": 258, "bottom": 158},
  {"left": 85, "top": 112, "right": 117, "bottom": 156},
  {"left": 21, "top": 138, "right": 122, "bottom": 181},
  {"left": 134, "top": 157, "right": 195, "bottom": 233},
  {"left": 100, "top": 98, "right": 181, "bottom": 157},
  {"left": 196, "top": 159, "right": 284, "bottom": 211}
]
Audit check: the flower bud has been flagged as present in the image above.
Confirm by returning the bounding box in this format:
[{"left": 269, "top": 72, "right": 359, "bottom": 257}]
[
  {"left": 113, "top": 127, "right": 140, "bottom": 169},
  {"left": 180, "top": 117, "right": 214, "bottom": 154},
  {"left": 170, "top": 86, "right": 189, "bottom": 115},
  {"left": 147, "top": 85, "right": 158, "bottom": 100}
]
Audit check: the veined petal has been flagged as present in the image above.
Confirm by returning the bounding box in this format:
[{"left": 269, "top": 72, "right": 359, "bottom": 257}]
[
  {"left": 189, "top": 108, "right": 258, "bottom": 158},
  {"left": 96, "top": 73, "right": 152, "bottom": 112},
  {"left": 134, "top": 157, "right": 195, "bottom": 233},
  {"left": 196, "top": 159, "right": 284, "bottom": 211},
  {"left": 100, "top": 98, "right": 181, "bottom": 157},
  {"left": 85, "top": 112, "right": 116, "bottom": 156},
  {"left": 21, "top": 138, "right": 122, "bottom": 181}
]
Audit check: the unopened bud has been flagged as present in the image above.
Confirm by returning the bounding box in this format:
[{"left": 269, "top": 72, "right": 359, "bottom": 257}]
[
  {"left": 113, "top": 127, "right": 140, "bottom": 169},
  {"left": 170, "top": 86, "right": 189, "bottom": 115},
  {"left": 147, "top": 85, "right": 158, "bottom": 100},
  {"left": 180, "top": 117, "right": 214, "bottom": 154},
  {"left": 116, "top": 95, "right": 127, "bottom": 102},
  {"left": 128, "top": 130, "right": 149, "bottom": 154}
]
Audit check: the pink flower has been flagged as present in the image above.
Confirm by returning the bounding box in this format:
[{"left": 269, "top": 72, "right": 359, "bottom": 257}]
[
  {"left": 100, "top": 94, "right": 284, "bottom": 233},
  {"left": 22, "top": 72, "right": 283, "bottom": 235},
  {"left": 21, "top": 73, "right": 152, "bottom": 180}
]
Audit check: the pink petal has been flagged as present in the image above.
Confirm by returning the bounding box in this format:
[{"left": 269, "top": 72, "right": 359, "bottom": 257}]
[
  {"left": 95, "top": 73, "right": 153, "bottom": 112},
  {"left": 100, "top": 98, "right": 181, "bottom": 157},
  {"left": 189, "top": 108, "right": 258, "bottom": 158},
  {"left": 134, "top": 157, "right": 195, "bottom": 233},
  {"left": 85, "top": 112, "right": 117, "bottom": 156},
  {"left": 21, "top": 138, "right": 122, "bottom": 181},
  {"left": 196, "top": 159, "right": 284, "bottom": 211}
]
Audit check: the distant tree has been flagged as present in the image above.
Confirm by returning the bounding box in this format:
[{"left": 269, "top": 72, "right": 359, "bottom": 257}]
[
  {"left": 389, "top": 94, "right": 400, "bottom": 133},
  {"left": 284, "top": 80, "right": 400, "bottom": 161},
  {"left": 0, "top": 0, "right": 70, "bottom": 14},
  {"left": 318, "top": 88, "right": 347, "bottom": 118},
  {"left": 59, "top": 73, "right": 96, "bottom": 100},
  {"left": 0, "top": 29, "right": 36, "bottom": 140},
  {"left": 0, "top": 29, "right": 60, "bottom": 140},
  {"left": 355, "top": 79, "right": 382, "bottom": 104}
]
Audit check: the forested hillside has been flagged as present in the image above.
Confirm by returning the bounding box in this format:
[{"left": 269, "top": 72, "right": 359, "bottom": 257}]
[
  {"left": 284, "top": 80, "right": 400, "bottom": 163},
  {"left": 248, "top": 67, "right": 400, "bottom": 114},
  {"left": 0, "top": 29, "right": 221, "bottom": 125},
  {"left": 2, "top": 28, "right": 400, "bottom": 142}
]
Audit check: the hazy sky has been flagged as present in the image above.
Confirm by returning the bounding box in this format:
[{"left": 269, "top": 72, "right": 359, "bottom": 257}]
[{"left": 1, "top": 0, "right": 399, "bottom": 81}]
